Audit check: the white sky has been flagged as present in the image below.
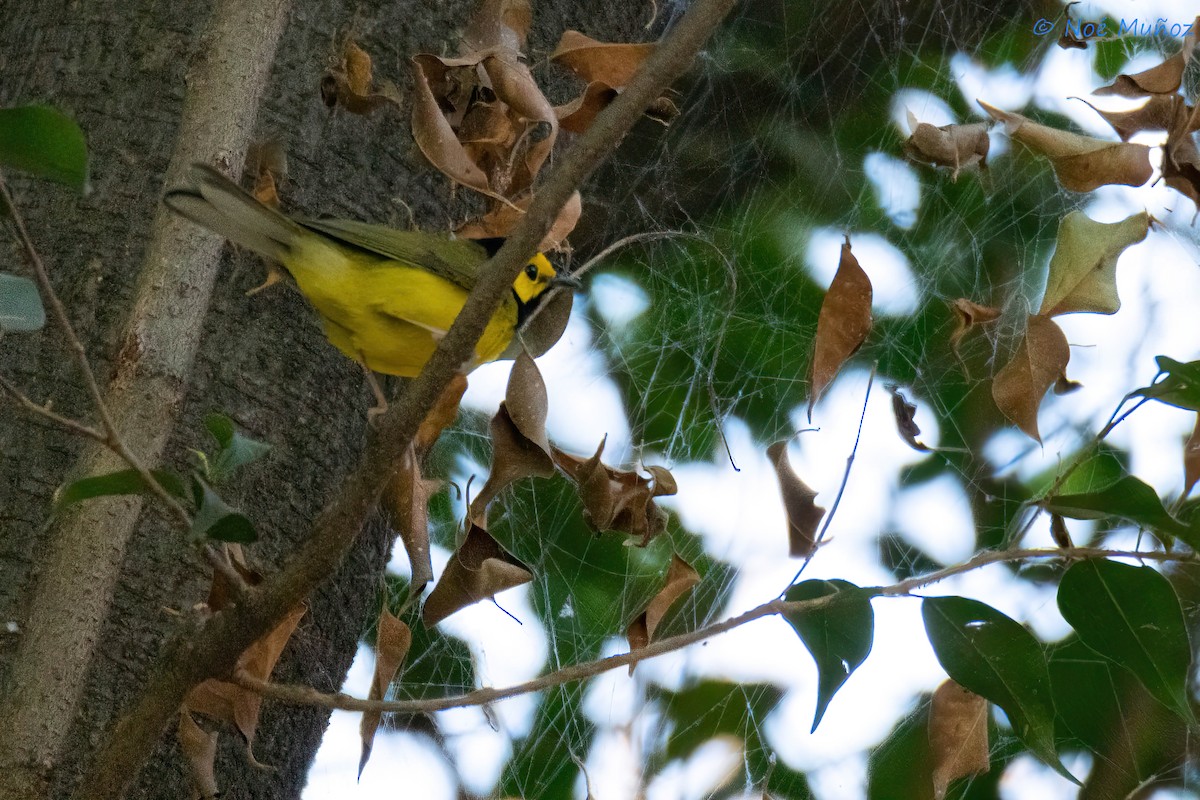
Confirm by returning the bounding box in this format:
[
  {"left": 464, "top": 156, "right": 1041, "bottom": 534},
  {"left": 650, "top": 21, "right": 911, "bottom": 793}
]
[{"left": 306, "top": 2, "right": 1200, "bottom": 797}]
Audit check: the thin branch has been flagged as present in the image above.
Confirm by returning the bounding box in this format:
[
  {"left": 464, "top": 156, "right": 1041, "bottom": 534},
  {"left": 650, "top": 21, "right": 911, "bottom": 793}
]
[
  {"left": 0, "top": 174, "right": 194, "bottom": 533},
  {"left": 230, "top": 545, "right": 1198, "bottom": 716},
  {"left": 78, "top": 2, "right": 739, "bottom": 796},
  {"left": 1007, "top": 393, "right": 1152, "bottom": 546},
  {"left": 781, "top": 366, "right": 876, "bottom": 593},
  {"left": 0, "top": 373, "right": 106, "bottom": 443}
]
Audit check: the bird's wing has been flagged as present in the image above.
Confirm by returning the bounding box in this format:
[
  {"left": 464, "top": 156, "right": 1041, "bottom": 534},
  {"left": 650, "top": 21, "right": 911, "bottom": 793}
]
[{"left": 296, "top": 217, "right": 486, "bottom": 290}]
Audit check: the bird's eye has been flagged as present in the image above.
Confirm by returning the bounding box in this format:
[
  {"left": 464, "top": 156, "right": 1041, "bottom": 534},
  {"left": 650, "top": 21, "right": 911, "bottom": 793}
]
[{"left": 524, "top": 263, "right": 540, "bottom": 281}]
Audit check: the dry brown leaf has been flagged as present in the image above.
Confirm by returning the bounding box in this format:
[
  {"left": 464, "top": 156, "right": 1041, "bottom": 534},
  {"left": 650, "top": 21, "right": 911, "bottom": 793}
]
[
  {"left": 1076, "top": 95, "right": 1178, "bottom": 141},
  {"left": 358, "top": 608, "right": 413, "bottom": 779},
  {"left": 1038, "top": 210, "right": 1150, "bottom": 317},
  {"left": 321, "top": 40, "right": 402, "bottom": 115},
  {"left": 185, "top": 604, "right": 307, "bottom": 753},
  {"left": 505, "top": 350, "right": 551, "bottom": 456},
  {"left": 929, "top": 680, "right": 990, "bottom": 799},
  {"left": 766, "top": 441, "right": 826, "bottom": 558},
  {"left": 991, "top": 315, "right": 1071, "bottom": 443},
  {"left": 1050, "top": 513, "right": 1073, "bottom": 549},
  {"left": 456, "top": 190, "right": 582, "bottom": 250},
  {"left": 178, "top": 709, "right": 219, "bottom": 800},
  {"left": 555, "top": 81, "right": 620, "bottom": 134},
  {"left": 550, "top": 30, "right": 656, "bottom": 89},
  {"left": 502, "top": 285, "right": 574, "bottom": 360},
  {"left": 890, "top": 387, "right": 930, "bottom": 452},
  {"left": 1185, "top": 413, "right": 1200, "bottom": 498},
  {"left": 207, "top": 543, "right": 262, "bottom": 612},
  {"left": 1094, "top": 51, "right": 1185, "bottom": 97},
  {"left": 1163, "top": 100, "right": 1200, "bottom": 206},
  {"left": 411, "top": 54, "right": 506, "bottom": 202},
  {"left": 481, "top": 52, "right": 558, "bottom": 181},
  {"left": 468, "top": 402, "right": 556, "bottom": 522},
  {"left": 948, "top": 298, "right": 1001, "bottom": 369},
  {"left": 979, "top": 100, "right": 1153, "bottom": 191},
  {"left": 416, "top": 373, "right": 468, "bottom": 453},
  {"left": 903, "top": 112, "right": 989, "bottom": 179},
  {"left": 553, "top": 439, "right": 675, "bottom": 546},
  {"left": 808, "top": 236, "right": 873, "bottom": 420},
  {"left": 382, "top": 446, "right": 441, "bottom": 605},
  {"left": 626, "top": 553, "right": 700, "bottom": 674},
  {"left": 462, "top": 0, "right": 531, "bottom": 53},
  {"left": 422, "top": 523, "right": 533, "bottom": 626}
]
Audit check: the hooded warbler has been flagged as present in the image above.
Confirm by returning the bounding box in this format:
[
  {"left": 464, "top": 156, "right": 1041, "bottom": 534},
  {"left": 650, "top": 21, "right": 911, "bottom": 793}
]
[{"left": 164, "top": 164, "right": 578, "bottom": 383}]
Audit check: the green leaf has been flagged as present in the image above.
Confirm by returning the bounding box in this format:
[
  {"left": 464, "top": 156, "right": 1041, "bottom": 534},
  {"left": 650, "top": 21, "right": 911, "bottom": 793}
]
[
  {"left": 1043, "top": 474, "right": 1198, "bottom": 548},
  {"left": 1057, "top": 559, "right": 1194, "bottom": 723},
  {"left": 0, "top": 272, "right": 45, "bottom": 332},
  {"left": 203, "top": 413, "right": 271, "bottom": 483},
  {"left": 189, "top": 476, "right": 256, "bottom": 543},
  {"left": 921, "top": 596, "right": 1077, "bottom": 784},
  {"left": 1130, "top": 357, "right": 1200, "bottom": 412},
  {"left": 0, "top": 105, "right": 89, "bottom": 191},
  {"left": 54, "top": 468, "right": 187, "bottom": 511},
  {"left": 782, "top": 579, "right": 875, "bottom": 732}
]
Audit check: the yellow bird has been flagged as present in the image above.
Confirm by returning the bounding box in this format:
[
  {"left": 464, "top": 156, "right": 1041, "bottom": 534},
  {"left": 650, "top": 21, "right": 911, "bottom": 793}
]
[{"left": 164, "top": 164, "right": 578, "bottom": 407}]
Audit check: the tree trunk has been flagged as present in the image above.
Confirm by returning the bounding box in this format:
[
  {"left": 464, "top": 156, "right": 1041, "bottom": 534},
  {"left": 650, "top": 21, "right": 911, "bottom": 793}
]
[{"left": 0, "top": 0, "right": 647, "bottom": 798}]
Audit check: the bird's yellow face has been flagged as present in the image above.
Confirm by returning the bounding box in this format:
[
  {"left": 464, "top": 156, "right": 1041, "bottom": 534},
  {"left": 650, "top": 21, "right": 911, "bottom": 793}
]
[{"left": 512, "top": 252, "right": 560, "bottom": 304}]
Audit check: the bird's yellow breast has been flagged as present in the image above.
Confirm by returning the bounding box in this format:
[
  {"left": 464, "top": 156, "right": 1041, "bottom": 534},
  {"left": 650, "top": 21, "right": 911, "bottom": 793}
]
[{"left": 281, "top": 236, "right": 518, "bottom": 377}]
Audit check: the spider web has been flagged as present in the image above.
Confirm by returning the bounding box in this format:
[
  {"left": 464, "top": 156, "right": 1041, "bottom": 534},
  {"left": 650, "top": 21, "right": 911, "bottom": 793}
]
[{"left": 305, "top": 2, "right": 1200, "bottom": 798}]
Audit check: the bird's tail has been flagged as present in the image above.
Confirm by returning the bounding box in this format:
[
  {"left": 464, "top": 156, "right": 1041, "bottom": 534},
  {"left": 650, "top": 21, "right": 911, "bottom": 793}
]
[{"left": 163, "top": 163, "right": 302, "bottom": 261}]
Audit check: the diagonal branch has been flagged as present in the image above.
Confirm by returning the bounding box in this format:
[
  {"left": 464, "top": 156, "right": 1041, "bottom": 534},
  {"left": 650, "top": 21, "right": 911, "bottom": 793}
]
[{"left": 75, "top": 1, "right": 739, "bottom": 797}]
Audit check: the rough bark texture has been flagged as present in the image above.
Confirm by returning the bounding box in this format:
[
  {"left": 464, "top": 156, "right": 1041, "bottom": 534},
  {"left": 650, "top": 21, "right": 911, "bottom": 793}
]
[{"left": 0, "top": 0, "right": 651, "bottom": 798}]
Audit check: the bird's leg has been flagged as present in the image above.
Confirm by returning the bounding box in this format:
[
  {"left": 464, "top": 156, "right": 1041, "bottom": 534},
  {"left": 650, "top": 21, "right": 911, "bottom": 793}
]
[{"left": 359, "top": 356, "right": 388, "bottom": 420}]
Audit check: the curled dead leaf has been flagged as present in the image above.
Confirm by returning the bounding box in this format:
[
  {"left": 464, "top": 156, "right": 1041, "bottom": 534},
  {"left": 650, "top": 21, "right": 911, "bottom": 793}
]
[
  {"left": 991, "top": 315, "right": 1071, "bottom": 443},
  {"left": 411, "top": 54, "right": 506, "bottom": 202},
  {"left": 382, "top": 446, "right": 441, "bottom": 605},
  {"left": 1094, "top": 51, "right": 1185, "bottom": 97},
  {"left": 929, "top": 680, "right": 990, "bottom": 799},
  {"left": 1076, "top": 95, "right": 1178, "bottom": 141},
  {"left": 359, "top": 608, "right": 413, "bottom": 779},
  {"left": 415, "top": 373, "right": 468, "bottom": 453},
  {"left": 550, "top": 30, "right": 656, "bottom": 89},
  {"left": 184, "top": 604, "right": 307, "bottom": 756},
  {"left": 979, "top": 100, "right": 1152, "bottom": 192},
  {"left": 462, "top": 0, "right": 531, "bottom": 53},
  {"left": 422, "top": 523, "right": 533, "bottom": 627},
  {"left": 1050, "top": 513, "right": 1073, "bottom": 549},
  {"left": 553, "top": 438, "right": 676, "bottom": 546},
  {"left": 1038, "top": 210, "right": 1149, "bottom": 317},
  {"left": 178, "top": 710, "right": 219, "bottom": 800},
  {"left": 903, "top": 112, "right": 989, "bottom": 179},
  {"left": 468, "top": 402, "right": 555, "bottom": 523},
  {"left": 948, "top": 298, "right": 1001, "bottom": 371},
  {"left": 808, "top": 236, "right": 873, "bottom": 420},
  {"left": 322, "top": 40, "right": 402, "bottom": 115},
  {"left": 555, "top": 81, "right": 620, "bottom": 134},
  {"left": 889, "top": 387, "right": 930, "bottom": 452},
  {"left": 456, "top": 190, "right": 582, "bottom": 250},
  {"left": 626, "top": 553, "right": 700, "bottom": 674},
  {"left": 1163, "top": 100, "right": 1200, "bottom": 206},
  {"left": 766, "top": 441, "right": 826, "bottom": 558}
]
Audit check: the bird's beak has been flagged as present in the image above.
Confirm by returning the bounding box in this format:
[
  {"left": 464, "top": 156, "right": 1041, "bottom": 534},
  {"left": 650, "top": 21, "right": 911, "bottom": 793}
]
[{"left": 551, "top": 272, "right": 583, "bottom": 290}]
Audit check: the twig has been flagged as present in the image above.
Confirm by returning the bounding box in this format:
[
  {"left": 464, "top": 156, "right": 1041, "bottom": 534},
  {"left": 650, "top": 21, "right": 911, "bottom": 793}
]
[
  {"left": 1007, "top": 393, "right": 1152, "bottom": 546},
  {"left": 0, "top": 174, "right": 194, "bottom": 532},
  {"left": 0, "top": 373, "right": 106, "bottom": 443},
  {"left": 230, "top": 545, "right": 1197, "bottom": 716},
  {"left": 781, "top": 366, "right": 876, "bottom": 593}
]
